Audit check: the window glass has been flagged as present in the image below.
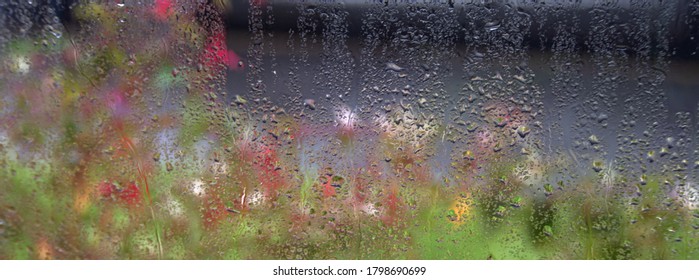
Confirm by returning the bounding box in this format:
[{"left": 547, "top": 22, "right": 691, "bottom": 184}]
[{"left": 1, "top": 0, "right": 698, "bottom": 259}]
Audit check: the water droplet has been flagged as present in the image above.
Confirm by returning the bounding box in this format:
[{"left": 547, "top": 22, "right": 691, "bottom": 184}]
[
  {"left": 544, "top": 183, "right": 553, "bottom": 195},
  {"left": 517, "top": 126, "right": 530, "bottom": 138},
  {"left": 494, "top": 117, "right": 508, "bottom": 127},
  {"left": 592, "top": 160, "right": 604, "bottom": 172},
  {"left": 666, "top": 137, "right": 675, "bottom": 148},
  {"left": 660, "top": 147, "right": 669, "bottom": 157},
  {"left": 304, "top": 99, "right": 316, "bottom": 110},
  {"left": 235, "top": 95, "right": 247, "bottom": 105},
  {"left": 462, "top": 150, "right": 474, "bottom": 160},
  {"left": 386, "top": 62, "right": 403, "bottom": 72},
  {"left": 418, "top": 98, "right": 427, "bottom": 107},
  {"left": 484, "top": 21, "right": 500, "bottom": 31},
  {"left": 542, "top": 225, "right": 553, "bottom": 237},
  {"left": 493, "top": 142, "right": 502, "bottom": 152}
]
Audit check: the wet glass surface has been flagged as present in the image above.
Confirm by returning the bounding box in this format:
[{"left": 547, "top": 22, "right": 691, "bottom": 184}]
[{"left": 1, "top": 0, "right": 699, "bottom": 259}]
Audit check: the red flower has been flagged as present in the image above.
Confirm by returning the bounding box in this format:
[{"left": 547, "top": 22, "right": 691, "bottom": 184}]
[
  {"left": 322, "top": 175, "right": 336, "bottom": 197},
  {"left": 202, "top": 195, "right": 229, "bottom": 229},
  {"left": 98, "top": 181, "right": 118, "bottom": 198},
  {"left": 119, "top": 182, "right": 142, "bottom": 205},
  {"left": 97, "top": 181, "right": 142, "bottom": 206},
  {"left": 381, "top": 188, "right": 401, "bottom": 225},
  {"left": 352, "top": 177, "right": 366, "bottom": 204},
  {"left": 152, "top": 0, "right": 173, "bottom": 20},
  {"left": 202, "top": 32, "right": 244, "bottom": 71},
  {"left": 256, "top": 144, "right": 285, "bottom": 198}
]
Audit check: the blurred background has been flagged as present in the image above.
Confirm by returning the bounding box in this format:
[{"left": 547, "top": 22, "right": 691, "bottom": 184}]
[{"left": 1, "top": 0, "right": 699, "bottom": 259}]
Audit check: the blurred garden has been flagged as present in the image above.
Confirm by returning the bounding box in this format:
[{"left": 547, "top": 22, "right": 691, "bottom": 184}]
[{"left": 1, "top": 0, "right": 698, "bottom": 259}]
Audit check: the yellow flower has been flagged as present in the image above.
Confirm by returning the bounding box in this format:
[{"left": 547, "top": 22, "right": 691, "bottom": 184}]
[{"left": 449, "top": 193, "right": 473, "bottom": 224}]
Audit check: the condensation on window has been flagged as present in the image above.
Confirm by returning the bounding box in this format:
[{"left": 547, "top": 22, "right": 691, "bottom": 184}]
[{"left": 1, "top": 0, "right": 698, "bottom": 259}]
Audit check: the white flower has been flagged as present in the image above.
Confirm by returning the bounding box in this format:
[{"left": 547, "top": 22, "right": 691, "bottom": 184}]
[
  {"left": 211, "top": 162, "right": 228, "bottom": 176},
  {"left": 361, "top": 203, "right": 379, "bottom": 216},
  {"left": 14, "top": 56, "right": 30, "bottom": 74},
  {"left": 678, "top": 182, "right": 699, "bottom": 210},
  {"left": 164, "top": 197, "right": 184, "bottom": 217},
  {"left": 247, "top": 189, "right": 263, "bottom": 207},
  {"left": 190, "top": 179, "right": 206, "bottom": 197}
]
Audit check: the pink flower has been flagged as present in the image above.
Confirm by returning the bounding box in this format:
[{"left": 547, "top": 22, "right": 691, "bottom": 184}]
[{"left": 105, "top": 90, "right": 130, "bottom": 118}]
